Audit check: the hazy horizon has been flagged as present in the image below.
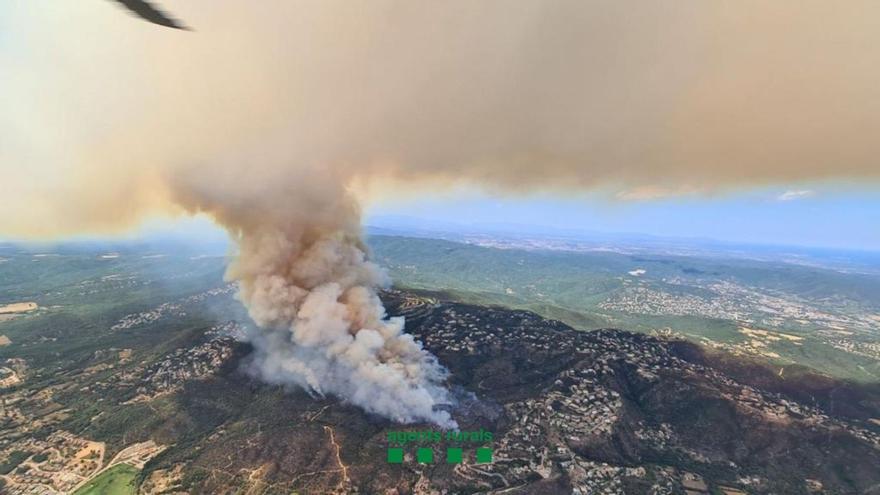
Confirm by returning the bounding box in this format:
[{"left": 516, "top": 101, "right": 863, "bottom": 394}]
[{"left": 4, "top": 195, "right": 880, "bottom": 257}]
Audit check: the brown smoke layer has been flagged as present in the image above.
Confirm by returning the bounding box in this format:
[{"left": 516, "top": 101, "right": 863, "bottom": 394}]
[
  {"left": 4, "top": 0, "right": 880, "bottom": 424},
  {"left": 5, "top": 1, "right": 880, "bottom": 237}
]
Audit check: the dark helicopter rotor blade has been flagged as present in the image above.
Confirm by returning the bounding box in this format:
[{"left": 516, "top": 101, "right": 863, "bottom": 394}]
[{"left": 110, "top": 0, "right": 190, "bottom": 30}]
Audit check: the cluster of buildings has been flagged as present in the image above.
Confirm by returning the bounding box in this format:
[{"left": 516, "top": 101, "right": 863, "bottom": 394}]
[
  {"left": 827, "top": 338, "right": 880, "bottom": 360},
  {"left": 111, "top": 284, "right": 235, "bottom": 331},
  {"left": 600, "top": 283, "right": 756, "bottom": 324},
  {"left": 0, "top": 359, "right": 26, "bottom": 389},
  {"left": 412, "top": 304, "right": 575, "bottom": 355},
  {"left": 205, "top": 320, "right": 248, "bottom": 341},
  {"left": 123, "top": 337, "right": 237, "bottom": 401},
  {"left": 111, "top": 301, "right": 186, "bottom": 330},
  {"left": 0, "top": 347, "right": 173, "bottom": 494},
  {"left": 74, "top": 273, "right": 144, "bottom": 297},
  {"left": 600, "top": 279, "right": 873, "bottom": 335},
  {"left": 600, "top": 278, "right": 880, "bottom": 370},
  {"left": 0, "top": 431, "right": 104, "bottom": 494}
]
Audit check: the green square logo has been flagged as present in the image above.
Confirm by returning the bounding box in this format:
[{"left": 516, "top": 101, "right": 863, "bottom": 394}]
[
  {"left": 387, "top": 448, "right": 403, "bottom": 464},
  {"left": 417, "top": 447, "right": 434, "bottom": 464},
  {"left": 476, "top": 447, "right": 493, "bottom": 464},
  {"left": 446, "top": 447, "right": 463, "bottom": 464}
]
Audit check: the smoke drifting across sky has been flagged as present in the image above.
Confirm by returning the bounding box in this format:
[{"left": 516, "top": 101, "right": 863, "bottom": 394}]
[
  {"left": 5, "top": 0, "right": 880, "bottom": 237},
  {"left": 3, "top": 1, "right": 880, "bottom": 424}
]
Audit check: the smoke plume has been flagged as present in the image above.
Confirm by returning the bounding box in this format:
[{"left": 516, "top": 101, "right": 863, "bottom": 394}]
[
  {"left": 172, "top": 166, "right": 455, "bottom": 426},
  {"left": 4, "top": 0, "right": 880, "bottom": 424}
]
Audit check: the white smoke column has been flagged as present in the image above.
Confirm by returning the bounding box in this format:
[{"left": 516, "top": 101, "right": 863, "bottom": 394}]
[{"left": 173, "top": 165, "right": 455, "bottom": 428}]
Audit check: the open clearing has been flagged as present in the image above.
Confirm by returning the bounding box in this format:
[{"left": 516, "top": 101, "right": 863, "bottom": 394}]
[
  {"left": 0, "top": 302, "right": 38, "bottom": 314},
  {"left": 72, "top": 463, "right": 138, "bottom": 495}
]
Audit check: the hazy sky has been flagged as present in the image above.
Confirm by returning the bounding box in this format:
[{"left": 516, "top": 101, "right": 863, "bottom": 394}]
[
  {"left": 119, "top": 184, "right": 880, "bottom": 252},
  {"left": 366, "top": 185, "right": 880, "bottom": 250},
  {"left": 2, "top": 1, "right": 880, "bottom": 251}
]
